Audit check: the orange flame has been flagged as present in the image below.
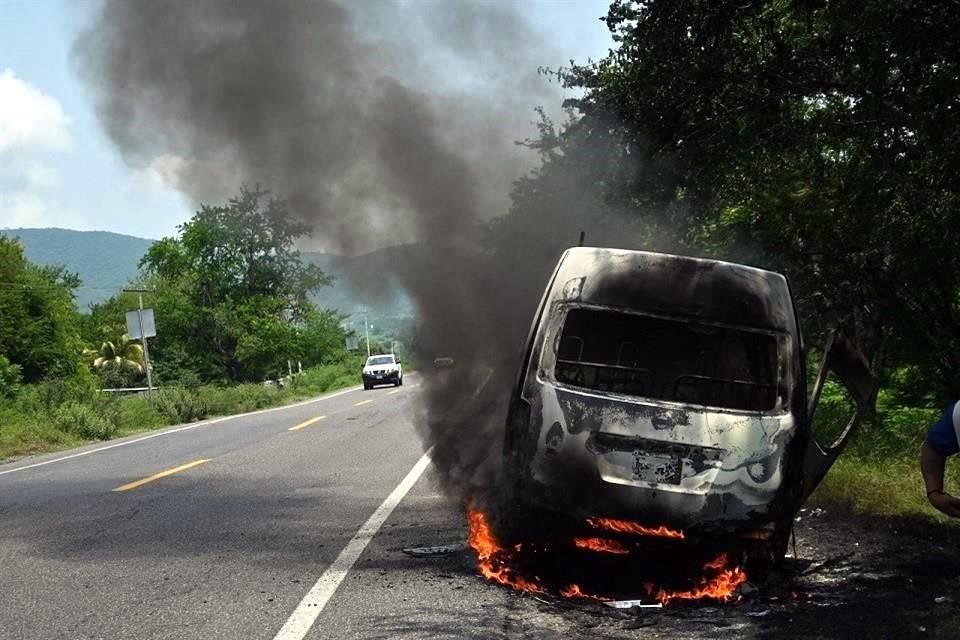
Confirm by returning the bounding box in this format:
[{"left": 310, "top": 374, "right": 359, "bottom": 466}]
[
  {"left": 467, "top": 509, "right": 546, "bottom": 595},
  {"left": 560, "top": 583, "right": 610, "bottom": 602},
  {"left": 572, "top": 536, "right": 630, "bottom": 555},
  {"left": 467, "top": 508, "right": 745, "bottom": 605},
  {"left": 586, "top": 516, "right": 685, "bottom": 539},
  {"left": 645, "top": 553, "right": 747, "bottom": 604}
]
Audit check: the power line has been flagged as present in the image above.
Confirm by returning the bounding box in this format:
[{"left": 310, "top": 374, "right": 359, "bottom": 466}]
[{"left": 0, "top": 281, "right": 134, "bottom": 291}]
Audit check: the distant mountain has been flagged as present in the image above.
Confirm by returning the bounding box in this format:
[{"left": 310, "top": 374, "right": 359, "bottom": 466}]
[
  {"left": 0, "top": 228, "right": 154, "bottom": 310},
  {"left": 1, "top": 227, "right": 415, "bottom": 318}
]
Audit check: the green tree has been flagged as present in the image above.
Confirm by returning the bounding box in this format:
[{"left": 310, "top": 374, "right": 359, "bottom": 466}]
[
  {"left": 506, "top": 0, "right": 960, "bottom": 399},
  {"left": 142, "top": 186, "right": 330, "bottom": 314},
  {"left": 133, "top": 186, "right": 342, "bottom": 382},
  {"left": 0, "top": 236, "right": 82, "bottom": 382}
]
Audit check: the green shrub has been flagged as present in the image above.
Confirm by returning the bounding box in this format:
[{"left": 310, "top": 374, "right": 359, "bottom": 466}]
[
  {"left": 0, "top": 355, "right": 22, "bottom": 400},
  {"left": 53, "top": 400, "right": 118, "bottom": 440},
  {"left": 0, "top": 409, "right": 79, "bottom": 458},
  {"left": 154, "top": 387, "right": 209, "bottom": 424},
  {"left": 95, "top": 363, "right": 144, "bottom": 390},
  {"left": 293, "top": 357, "right": 363, "bottom": 395},
  {"left": 197, "top": 383, "right": 281, "bottom": 415},
  {"left": 1, "top": 360, "right": 361, "bottom": 460},
  {"left": 296, "top": 365, "right": 341, "bottom": 391},
  {"left": 113, "top": 395, "right": 166, "bottom": 434},
  {"left": 36, "top": 368, "right": 100, "bottom": 412}
]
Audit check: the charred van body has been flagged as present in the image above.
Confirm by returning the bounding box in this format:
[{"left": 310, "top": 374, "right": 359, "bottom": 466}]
[{"left": 501, "top": 247, "right": 876, "bottom": 569}]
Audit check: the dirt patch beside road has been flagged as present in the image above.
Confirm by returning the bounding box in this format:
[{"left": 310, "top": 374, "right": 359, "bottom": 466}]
[{"left": 748, "top": 508, "right": 960, "bottom": 640}]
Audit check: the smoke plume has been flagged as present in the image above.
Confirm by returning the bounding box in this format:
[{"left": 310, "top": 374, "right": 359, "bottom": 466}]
[{"left": 74, "top": 0, "right": 627, "bottom": 502}]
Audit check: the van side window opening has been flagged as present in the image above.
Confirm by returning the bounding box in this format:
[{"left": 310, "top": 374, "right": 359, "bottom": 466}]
[{"left": 554, "top": 308, "right": 779, "bottom": 411}]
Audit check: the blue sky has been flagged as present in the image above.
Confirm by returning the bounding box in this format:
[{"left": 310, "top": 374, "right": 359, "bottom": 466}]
[{"left": 0, "top": 0, "right": 613, "bottom": 240}]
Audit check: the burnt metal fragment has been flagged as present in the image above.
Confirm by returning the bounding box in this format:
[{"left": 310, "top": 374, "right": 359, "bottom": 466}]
[
  {"left": 402, "top": 542, "right": 468, "bottom": 558},
  {"left": 603, "top": 600, "right": 663, "bottom": 610}
]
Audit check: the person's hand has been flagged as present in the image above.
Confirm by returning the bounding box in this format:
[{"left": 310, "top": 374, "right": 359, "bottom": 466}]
[{"left": 928, "top": 491, "right": 960, "bottom": 517}]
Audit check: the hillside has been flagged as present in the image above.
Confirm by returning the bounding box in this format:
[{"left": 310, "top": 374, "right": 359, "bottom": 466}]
[
  {"left": 0, "top": 227, "right": 415, "bottom": 317},
  {"left": 0, "top": 228, "right": 154, "bottom": 310}
]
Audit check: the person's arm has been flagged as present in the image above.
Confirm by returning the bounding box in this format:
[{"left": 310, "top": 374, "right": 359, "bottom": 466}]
[{"left": 920, "top": 442, "right": 960, "bottom": 517}]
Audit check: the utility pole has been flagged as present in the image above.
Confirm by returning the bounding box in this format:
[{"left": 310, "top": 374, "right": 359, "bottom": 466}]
[
  {"left": 124, "top": 288, "right": 153, "bottom": 399},
  {"left": 362, "top": 307, "right": 371, "bottom": 357}
]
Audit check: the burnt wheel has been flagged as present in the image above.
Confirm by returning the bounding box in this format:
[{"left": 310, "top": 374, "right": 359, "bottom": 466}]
[
  {"left": 493, "top": 452, "right": 561, "bottom": 546},
  {"left": 741, "top": 525, "right": 791, "bottom": 578}
]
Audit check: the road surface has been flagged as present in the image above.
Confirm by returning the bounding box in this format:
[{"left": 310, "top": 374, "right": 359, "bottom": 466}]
[{"left": 2, "top": 379, "right": 960, "bottom": 639}]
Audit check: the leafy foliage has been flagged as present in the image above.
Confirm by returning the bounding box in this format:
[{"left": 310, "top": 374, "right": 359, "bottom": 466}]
[
  {"left": 53, "top": 400, "right": 118, "bottom": 441},
  {"left": 154, "top": 387, "right": 209, "bottom": 423},
  {"left": 0, "top": 188, "right": 359, "bottom": 459},
  {"left": 0, "top": 359, "right": 362, "bottom": 460},
  {"left": 87, "top": 186, "right": 345, "bottom": 384},
  {"left": 0, "top": 237, "right": 83, "bottom": 382},
  {"left": 504, "top": 0, "right": 960, "bottom": 400},
  {"left": 84, "top": 334, "right": 144, "bottom": 372},
  {"left": 141, "top": 186, "right": 330, "bottom": 313},
  {"left": 0, "top": 355, "right": 22, "bottom": 400}
]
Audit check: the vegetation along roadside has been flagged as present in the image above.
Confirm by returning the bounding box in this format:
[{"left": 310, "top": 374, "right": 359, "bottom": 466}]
[
  {"left": 0, "top": 358, "right": 363, "bottom": 462},
  {"left": 0, "top": 187, "right": 402, "bottom": 462}
]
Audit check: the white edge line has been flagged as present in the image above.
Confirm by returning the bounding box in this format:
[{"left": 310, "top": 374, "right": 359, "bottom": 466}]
[
  {"left": 0, "top": 385, "right": 364, "bottom": 478},
  {"left": 272, "top": 450, "right": 433, "bottom": 640}
]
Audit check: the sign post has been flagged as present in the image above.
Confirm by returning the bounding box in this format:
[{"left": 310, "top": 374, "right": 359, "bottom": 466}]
[{"left": 124, "top": 288, "right": 156, "bottom": 398}]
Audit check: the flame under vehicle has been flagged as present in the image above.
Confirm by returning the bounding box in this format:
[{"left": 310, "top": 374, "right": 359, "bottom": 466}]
[{"left": 501, "top": 247, "right": 877, "bottom": 571}]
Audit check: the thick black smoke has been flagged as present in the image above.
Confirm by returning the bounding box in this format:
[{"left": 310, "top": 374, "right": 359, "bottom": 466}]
[{"left": 74, "top": 0, "right": 626, "bottom": 502}]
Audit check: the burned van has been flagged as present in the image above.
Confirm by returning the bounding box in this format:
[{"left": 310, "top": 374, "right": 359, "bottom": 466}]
[{"left": 501, "top": 247, "right": 876, "bottom": 568}]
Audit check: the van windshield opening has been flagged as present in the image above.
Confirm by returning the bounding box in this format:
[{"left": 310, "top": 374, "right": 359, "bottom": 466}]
[
  {"left": 367, "top": 356, "right": 395, "bottom": 366},
  {"left": 554, "top": 308, "right": 779, "bottom": 411}
]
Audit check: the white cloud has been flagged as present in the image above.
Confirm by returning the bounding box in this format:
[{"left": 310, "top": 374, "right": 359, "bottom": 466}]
[
  {"left": 0, "top": 157, "right": 60, "bottom": 190},
  {"left": 0, "top": 70, "right": 76, "bottom": 230},
  {"left": 0, "top": 192, "right": 46, "bottom": 227},
  {"left": 0, "top": 191, "right": 88, "bottom": 230},
  {"left": 0, "top": 69, "right": 71, "bottom": 152},
  {"left": 21, "top": 161, "right": 60, "bottom": 189}
]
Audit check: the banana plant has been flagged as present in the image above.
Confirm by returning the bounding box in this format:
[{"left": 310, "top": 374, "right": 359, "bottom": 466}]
[{"left": 84, "top": 335, "right": 144, "bottom": 372}]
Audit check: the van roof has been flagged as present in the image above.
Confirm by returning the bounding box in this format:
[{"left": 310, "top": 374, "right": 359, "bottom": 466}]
[{"left": 554, "top": 247, "right": 796, "bottom": 333}]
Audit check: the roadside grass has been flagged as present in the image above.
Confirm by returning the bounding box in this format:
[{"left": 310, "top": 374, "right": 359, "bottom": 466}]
[
  {"left": 808, "top": 398, "right": 960, "bottom": 522},
  {"left": 810, "top": 453, "right": 960, "bottom": 526},
  {"left": 0, "top": 357, "right": 364, "bottom": 462},
  {"left": 811, "top": 457, "right": 930, "bottom": 518}
]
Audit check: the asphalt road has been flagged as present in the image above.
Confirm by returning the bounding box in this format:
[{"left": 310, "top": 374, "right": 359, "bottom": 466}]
[
  {"left": 4, "top": 377, "right": 960, "bottom": 640},
  {"left": 0, "top": 379, "right": 433, "bottom": 640}
]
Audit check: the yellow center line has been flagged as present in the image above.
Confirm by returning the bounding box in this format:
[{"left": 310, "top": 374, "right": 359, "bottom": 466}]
[
  {"left": 354, "top": 399, "right": 374, "bottom": 406},
  {"left": 386, "top": 389, "right": 401, "bottom": 395},
  {"left": 112, "top": 459, "right": 211, "bottom": 492},
  {"left": 288, "top": 415, "right": 327, "bottom": 431}
]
